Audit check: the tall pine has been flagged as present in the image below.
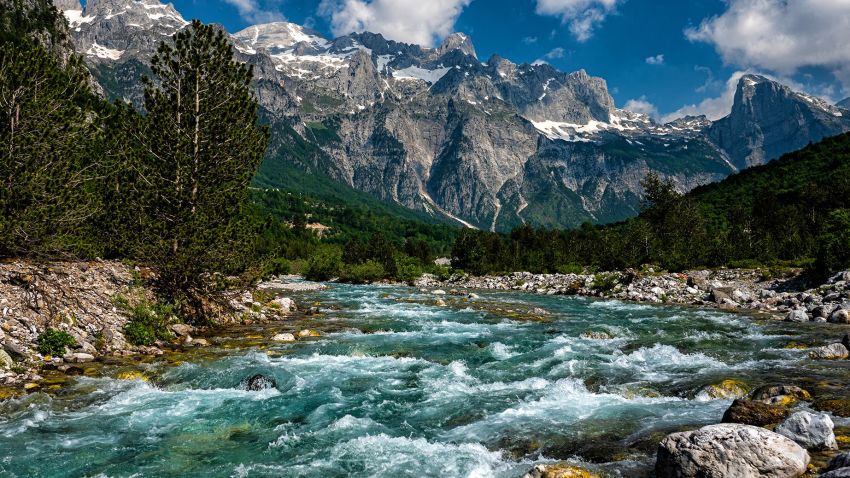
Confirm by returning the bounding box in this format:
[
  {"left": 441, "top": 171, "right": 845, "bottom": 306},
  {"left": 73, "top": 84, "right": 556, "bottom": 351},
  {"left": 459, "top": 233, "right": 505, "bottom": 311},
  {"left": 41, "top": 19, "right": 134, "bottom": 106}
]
[{"left": 128, "top": 21, "right": 269, "bottom": 312}]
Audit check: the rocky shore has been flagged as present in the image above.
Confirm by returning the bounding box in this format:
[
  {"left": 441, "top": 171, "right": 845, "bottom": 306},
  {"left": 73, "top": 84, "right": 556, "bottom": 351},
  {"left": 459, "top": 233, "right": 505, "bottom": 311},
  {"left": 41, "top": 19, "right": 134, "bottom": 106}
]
[
  {"left": 415, "top": 268, "right": 850, "bottom": 325},
  {"left": 0, "top": 261, "right": 311, "bottom": 391}
]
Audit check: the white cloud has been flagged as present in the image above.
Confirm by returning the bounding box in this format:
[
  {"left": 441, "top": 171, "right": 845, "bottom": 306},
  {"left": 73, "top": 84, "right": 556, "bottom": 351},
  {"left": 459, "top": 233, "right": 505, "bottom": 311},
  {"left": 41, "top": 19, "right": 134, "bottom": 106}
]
[
  {"left": 686, "top": 0, "right": 850, "bottom": 90},
  {"left": 318, "top": 0, "right": 472, "bottom": 46},
  {"left": 645, "top": 54, "right": 664, "bottom": 65},
  {"left": 534, "top": 0, "right": 624, "bottom": 42},
  {"left": 522, "top": 36, "right": 539, "bottom": 45},
  {"left": 544, "top": 47, "right": 566, "bottom": 59},
  {"left": 223, "top": 0, "right": 285, "bottom": 24},
  {"left": 623, "top": 95, "right": 659, "bottom": 119}
]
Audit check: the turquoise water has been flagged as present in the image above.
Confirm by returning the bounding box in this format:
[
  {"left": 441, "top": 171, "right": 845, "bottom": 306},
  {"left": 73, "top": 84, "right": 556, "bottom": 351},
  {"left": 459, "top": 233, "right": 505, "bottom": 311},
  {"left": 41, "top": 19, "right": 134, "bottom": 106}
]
[{"left": 1, "top": 284, "right": 847, "bottom": 477}]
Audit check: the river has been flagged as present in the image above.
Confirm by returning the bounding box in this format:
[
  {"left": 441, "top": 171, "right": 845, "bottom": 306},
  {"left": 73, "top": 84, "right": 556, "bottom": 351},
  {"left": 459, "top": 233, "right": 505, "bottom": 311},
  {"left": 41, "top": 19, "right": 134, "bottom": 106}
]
[{"left": 1, "top": 284, "right": 848, "bottom": 477}]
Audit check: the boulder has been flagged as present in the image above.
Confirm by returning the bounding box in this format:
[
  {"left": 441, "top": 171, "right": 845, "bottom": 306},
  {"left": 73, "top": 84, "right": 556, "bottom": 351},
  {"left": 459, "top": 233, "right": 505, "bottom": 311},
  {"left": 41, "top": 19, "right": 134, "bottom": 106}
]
[
  {"left": 655, "top": 424, "right": 810, "bottom": 478},
  {"left": 696, "top": 379, "right": 749, "bottom": 400},
  {"left": 820, "top": 469, "right": 850, "bottom": 478},
  {"left": 271, "top": 297, "right": 296, "bottom": 312},
  {"left": 239, "top": 374, "right": 277, "bottom": 392},
  {"left": 829, "top": 309, "right": 850, "bottom": 324},
  {"left": 809, "top": 343, "right": 849, "bottom": 360},
  {"left": 775, "top": 411, "right": 837, "bottom": 450},
  {"left": 65, "top": 352, "right": 95, "bottom": 363},
  {"left": 0, "top": 349, "right": 13, "bottom": 369},
  {"left": 170, "top": 324, "right": 193, "bottom": 337},
  {"left": 827, "top": 452, "right": 850, "bottom": 472},
  {"left": 750, "top": 385, "right": 811, "bottom": 403},
  {"left": 785, "top": 309, "right": 809, "bottom": 323},
  {"left": 272, "top": 333, "right": 296, "bottom": 342},
  {"left": 522, "top": 463, "right": 600, "bottom": 478},
  {"left": 710, "top": 287, "right": 736, "bottom": 304},
  {"left": 722, "top": 399, "right": 790, "bottom": 427}
]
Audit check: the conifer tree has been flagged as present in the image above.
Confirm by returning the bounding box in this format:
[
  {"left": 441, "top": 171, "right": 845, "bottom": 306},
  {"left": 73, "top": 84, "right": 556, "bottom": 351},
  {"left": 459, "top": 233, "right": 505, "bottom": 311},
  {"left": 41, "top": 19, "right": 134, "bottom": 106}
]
[
  {"left": 129, "top": 20, "right": 269, "bottom": 312},
  {"left": 0, "top": 38, "right": 103, "bottom": 257}
]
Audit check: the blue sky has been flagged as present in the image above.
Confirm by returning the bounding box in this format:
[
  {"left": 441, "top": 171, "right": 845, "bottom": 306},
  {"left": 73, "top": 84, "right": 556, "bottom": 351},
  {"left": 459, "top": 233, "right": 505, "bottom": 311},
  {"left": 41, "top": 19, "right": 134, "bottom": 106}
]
[{"left": 166, "top": 0, "right": 850, "bottom": 121}]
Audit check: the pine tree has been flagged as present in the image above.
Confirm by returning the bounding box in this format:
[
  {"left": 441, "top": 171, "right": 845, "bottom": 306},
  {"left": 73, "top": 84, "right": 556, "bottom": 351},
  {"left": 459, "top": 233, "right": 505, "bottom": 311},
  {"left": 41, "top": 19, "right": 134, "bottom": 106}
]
[
  {"left": 127, "top": 20, "right": 269, "bottom": 313},
  {"left": 0, "top": 38, "right": 104, "bottom": 258}
]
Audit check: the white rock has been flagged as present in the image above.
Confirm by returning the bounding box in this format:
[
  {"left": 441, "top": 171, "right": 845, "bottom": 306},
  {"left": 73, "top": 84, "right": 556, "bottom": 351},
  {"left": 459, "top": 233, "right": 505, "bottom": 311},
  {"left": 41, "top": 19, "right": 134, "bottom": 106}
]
[
  {"left": 656, "top": 424, "right": 809, "bottom": 478},
  {"left": 271, "top": 333, "right": 296, "bottom": 342},
  {"left": 271, "top": 297, "right": 296, "bottom": 312},
  {"left": 809, "top": 343, "right": 849, "bottom": 360},
  {"left": 432, "top": 290, "right": 447, "bottom": 295},
  {"left": 785, "top": 309, "right": 809, "bottom": 323},
  {"left": 775, "top": 411, "right": 838, "bottom": 450}
]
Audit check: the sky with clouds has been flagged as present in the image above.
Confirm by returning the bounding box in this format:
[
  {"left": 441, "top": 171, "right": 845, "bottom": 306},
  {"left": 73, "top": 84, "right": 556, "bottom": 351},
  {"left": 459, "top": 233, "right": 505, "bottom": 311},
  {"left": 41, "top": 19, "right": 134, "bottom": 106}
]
[{"left": 167, "top": 0, "right": 850, "bottom": 122}]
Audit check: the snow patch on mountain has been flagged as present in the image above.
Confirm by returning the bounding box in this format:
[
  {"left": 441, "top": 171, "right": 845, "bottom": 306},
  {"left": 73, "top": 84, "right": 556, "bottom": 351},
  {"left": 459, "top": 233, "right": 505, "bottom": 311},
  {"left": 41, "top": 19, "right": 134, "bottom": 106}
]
[{"left": 393, "top": 65, "right": 451, "bottom": 84}]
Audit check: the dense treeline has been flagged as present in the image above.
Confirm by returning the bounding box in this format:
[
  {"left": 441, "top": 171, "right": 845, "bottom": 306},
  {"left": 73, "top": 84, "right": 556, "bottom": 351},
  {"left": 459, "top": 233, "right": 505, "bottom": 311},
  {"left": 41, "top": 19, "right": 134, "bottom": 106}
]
[{"left": 452, "top": 133, "right": 850, "bottom": 279}]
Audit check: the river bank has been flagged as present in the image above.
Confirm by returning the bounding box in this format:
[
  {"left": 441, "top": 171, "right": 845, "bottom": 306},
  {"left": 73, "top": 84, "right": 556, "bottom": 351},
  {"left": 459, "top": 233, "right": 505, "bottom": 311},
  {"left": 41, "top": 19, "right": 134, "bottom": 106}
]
[
  {"left": 0, "top": 260, "right": 319, "bottom": 393},
  {"left": 415, "top": 268, "right": 850, "bottom": 324}
]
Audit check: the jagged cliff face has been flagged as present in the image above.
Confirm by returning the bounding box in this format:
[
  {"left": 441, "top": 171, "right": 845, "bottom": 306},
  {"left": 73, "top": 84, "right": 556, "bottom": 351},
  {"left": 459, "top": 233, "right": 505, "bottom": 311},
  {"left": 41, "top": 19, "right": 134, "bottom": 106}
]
[
  {"left": 52, "top": 0, "right": 850, "bottom": 230},
  {"left": 708, "top": 75, "right": 850, "bottom": 169}
]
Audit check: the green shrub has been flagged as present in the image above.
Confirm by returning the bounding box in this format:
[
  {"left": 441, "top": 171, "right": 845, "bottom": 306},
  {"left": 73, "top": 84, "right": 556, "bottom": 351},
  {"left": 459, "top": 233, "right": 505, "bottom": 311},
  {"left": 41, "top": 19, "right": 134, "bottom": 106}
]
[
  {"left": 556, "top": 263, "right": 584, "bottom": 274},
  {"left": 36, "top": 329, "right": 76, "bottom": 356},
  {"left": 259, "top": 257, "right": 290, "bottom": 279},
  {"left": 591, "top": 273, "right": 619, "bottom": 293},
  {"left": 340, "top": 260, "right": 386, "bottom": 284},
  {"left": 124, "top": 301, "right": 176, "bottom": 346},
  {"left": 393, "top": 255, "right": 424, "bottom": 284},
  {"left": 304, "top": 246, "right": 343, "bottom": 281}
]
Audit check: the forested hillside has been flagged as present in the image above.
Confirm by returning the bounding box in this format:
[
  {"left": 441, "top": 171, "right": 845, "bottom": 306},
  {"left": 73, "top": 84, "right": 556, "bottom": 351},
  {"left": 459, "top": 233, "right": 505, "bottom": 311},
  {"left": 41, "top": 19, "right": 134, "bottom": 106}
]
[{"left": 451, "top": 133, "right": 850, "bottom": 278}]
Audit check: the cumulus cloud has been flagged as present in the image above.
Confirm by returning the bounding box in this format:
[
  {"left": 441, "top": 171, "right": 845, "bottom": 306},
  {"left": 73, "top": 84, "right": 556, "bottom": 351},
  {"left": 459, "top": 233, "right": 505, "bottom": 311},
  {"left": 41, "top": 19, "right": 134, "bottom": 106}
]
[
  {"left": 223, "top": 0, "right": 285, "bottom": 24},
  {"left": 623, "top": 96, "right": 659, "bottom": 119},
  {"left": 534, "top": 0, "right": 624, "bottom": 42},
  {"left": 645, "top": 54, "right": 664, "bottom": 65},
  {"left": 318, "top": 0, "right": 472, "bottom": 46},
  {"left": 686, "top": 0, "right": 850, "bottom": 90},
  {"left": 544, "top": 47, "right": 566, "bottom": 59}
]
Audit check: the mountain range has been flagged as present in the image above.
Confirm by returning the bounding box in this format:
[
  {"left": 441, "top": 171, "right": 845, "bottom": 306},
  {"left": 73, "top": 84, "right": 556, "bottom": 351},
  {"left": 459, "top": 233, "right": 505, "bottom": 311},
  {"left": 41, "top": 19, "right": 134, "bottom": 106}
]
[{"left": 53, "top": 0, "right": 850, "bottom": 231}]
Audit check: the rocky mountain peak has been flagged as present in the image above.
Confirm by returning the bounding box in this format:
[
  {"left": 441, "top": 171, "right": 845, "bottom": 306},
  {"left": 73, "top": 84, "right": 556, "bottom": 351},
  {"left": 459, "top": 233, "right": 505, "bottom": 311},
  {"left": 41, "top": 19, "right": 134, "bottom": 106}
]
[
  {"left": 438, "top": 32, "right": 477, "bottom": 59},
  {"left": 232, "top": 22, "right": 329, "bottom": 55}
]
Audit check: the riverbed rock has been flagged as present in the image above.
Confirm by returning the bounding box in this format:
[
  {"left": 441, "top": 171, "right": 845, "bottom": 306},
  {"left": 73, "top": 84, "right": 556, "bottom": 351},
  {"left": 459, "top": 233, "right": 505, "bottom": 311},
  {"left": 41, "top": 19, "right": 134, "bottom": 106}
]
[
  {"left": 272, "top": 333, "right": 296, "bottom": 342},
  {"left": 270, "top": 297, "right": 296, "bottom": 312},
  {"left": 169, "top": 324, "right": 193, "bottom": 337},
  {"left": 655, "top": 424, "right": 810, "bottom": 478},
  {"left": 809, "top": 343, "right": 850, "bottom": 360},
  {"left": 0, "top": 350, "right": 13, "bottom": 369},
  {"left": 750, "top": 385, "right": 812, "bottom": 404},
  {"left": 821, "top": 469, "right": 850, "bottom": 478},
  {"left": 813, "top": 399, "right": 850, "bottom": 417},
  {"left": 65, "top": 352, "right": 95, "bottom": 363},
  {"left": 580, "top": 331, "right": 611, "bottom": 340},
  {"left": 775, "top": 411, "right": 838, "bottom": 450},
  {"left": 786, "top": 309, "right": 809, "bottom": 323},
  {"left": 696, "top": 379, "right": 749, "bottom": 400},
  {"left": 722, "top": 399, "right": 790, "bottom": 427},
  {"left": 711, "top": 287, "right": 736, "bottom": 304},
  {"left": 827, "top": 452, "right": 850, "bottom": 472},
  {"left": 239, "top": 374, "right": 276, "bottom": 392},
  {"left": 522, "top": 463, "right": 600, "bottom": 478},
  {"left": 297, "top": 329, "right": 320, "bottom": 338},
  {"left": 829, "top": 309, "right": 850, "bottom": 324}
]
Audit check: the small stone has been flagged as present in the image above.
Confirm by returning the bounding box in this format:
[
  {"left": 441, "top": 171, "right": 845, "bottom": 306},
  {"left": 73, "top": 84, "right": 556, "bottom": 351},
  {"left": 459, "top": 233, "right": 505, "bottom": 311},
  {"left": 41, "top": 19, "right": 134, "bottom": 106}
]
[
  {"left": 170, "top": 324, "right": 193, "bottom": 337},
  {"left": 580, "top": 331, "right": 611, "bottom": 340},
  {"left": 432, "top": 290, "right": 447, "bottom": 295},
  {"left": 296, "top": 329, "right": 320, "bottom": 338},
  {"left": 272, "top": 333, "right": 296, "bottom": 342},
  {"left": 193, "top": 338, "right": 209, "bottom": 347},
  {"left": 696, "top": 379, "right": 749, "bottom": 400},
  {"left": 750, "top": 385, "right": 811, "bottom": 402},
  {"left": 434, "top": 298, "right": 447, "bottom": 306}
]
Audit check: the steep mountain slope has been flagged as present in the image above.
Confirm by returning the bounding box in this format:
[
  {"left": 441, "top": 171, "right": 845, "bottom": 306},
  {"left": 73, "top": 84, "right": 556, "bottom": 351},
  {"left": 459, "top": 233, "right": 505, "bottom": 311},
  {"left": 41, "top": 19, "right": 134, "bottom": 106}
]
[
  {"left": 52, "top": 0, "right": 850, "bottom": 231},
  {"left": 708, "top": 75, "right": 850, "bottom": 169}
]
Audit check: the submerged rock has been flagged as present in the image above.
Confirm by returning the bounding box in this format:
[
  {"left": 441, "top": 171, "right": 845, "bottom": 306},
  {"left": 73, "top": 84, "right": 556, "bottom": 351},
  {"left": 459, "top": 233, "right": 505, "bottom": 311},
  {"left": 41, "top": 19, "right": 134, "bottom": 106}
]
[
  {"left": 580, "top": 331, "right": 611, "bottom": 340},
  {"left": 522, "top": 463, "right": 600, "bottom": 478},
  {"left": 813, "top": 399, "right": 850, "bottom": 418},
  {"left": 239, "top": 374, "right": 277, "bottom": 392},
  {"left": 775, "top": 411, "right": 838, "bottom": 450},
  {"left": 722, "top": 399, "right": 790, "bottom": 427},
  {"left": 809, "top": 343, "right": 850, "bottom": 360},
  {"left": 655, "top": 424, "right": 809, "bottom": 478}
]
